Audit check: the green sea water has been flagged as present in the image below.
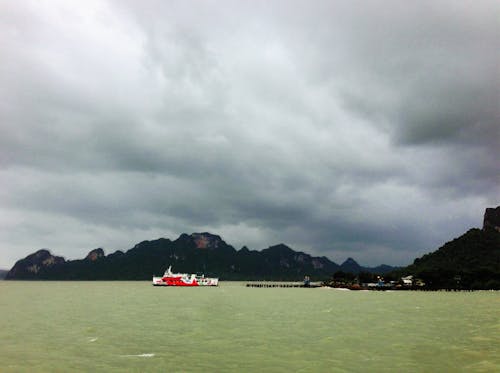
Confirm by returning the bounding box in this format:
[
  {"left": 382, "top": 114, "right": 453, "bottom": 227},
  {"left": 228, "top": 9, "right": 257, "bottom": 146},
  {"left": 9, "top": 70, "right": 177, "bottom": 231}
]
[{"left": 0, "top": 282, "right": 499, "bottom": 373}]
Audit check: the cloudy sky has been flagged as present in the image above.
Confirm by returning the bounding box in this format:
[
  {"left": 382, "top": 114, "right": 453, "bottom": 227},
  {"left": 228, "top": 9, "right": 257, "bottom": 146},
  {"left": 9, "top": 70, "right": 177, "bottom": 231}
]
[{"left": 1, "top": 0, "right": 499, "bottom": 269}]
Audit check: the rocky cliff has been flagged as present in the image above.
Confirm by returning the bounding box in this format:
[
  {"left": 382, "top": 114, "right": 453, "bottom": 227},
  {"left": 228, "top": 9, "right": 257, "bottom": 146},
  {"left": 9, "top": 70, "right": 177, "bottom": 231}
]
[
  {"left": 484, "top": 206, "right": 500, "bottom": 232},
  {"left": 85, "top": 248, "right": 105, "bottom": 261},
  {"left": 5, "top": 249, "right": 66, "bottom": 279}
]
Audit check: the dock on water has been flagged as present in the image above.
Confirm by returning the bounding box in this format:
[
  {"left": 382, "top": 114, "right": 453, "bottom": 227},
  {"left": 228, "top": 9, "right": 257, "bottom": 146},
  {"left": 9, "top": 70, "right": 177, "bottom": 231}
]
[{"left": 246, "top": 282, "right": 321, "bottom": 288}]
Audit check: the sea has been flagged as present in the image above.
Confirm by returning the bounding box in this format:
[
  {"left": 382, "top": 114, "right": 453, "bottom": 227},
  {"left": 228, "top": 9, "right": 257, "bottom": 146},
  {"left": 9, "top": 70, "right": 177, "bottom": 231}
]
[{"left": 1, "top": 281, "right": 499, "bottom": 372}]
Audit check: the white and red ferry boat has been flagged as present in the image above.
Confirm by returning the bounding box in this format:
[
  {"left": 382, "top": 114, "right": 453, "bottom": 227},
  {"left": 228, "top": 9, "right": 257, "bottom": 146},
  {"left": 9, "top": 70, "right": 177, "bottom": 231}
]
[{"left": 152, "top": 266, "right": 219, "bottom": 286}]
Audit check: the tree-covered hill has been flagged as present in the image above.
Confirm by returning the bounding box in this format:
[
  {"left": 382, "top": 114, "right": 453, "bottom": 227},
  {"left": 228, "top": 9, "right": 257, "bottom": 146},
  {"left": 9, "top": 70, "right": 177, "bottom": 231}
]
[
  {"left": 5, "top": 233, "right": 339, "bottom": 281},
  {"left": 395, "top": 206, "right": 500, "bottom": 289},
  {"left": 5, "top": 232, "right": 397, "bottom": 281}
]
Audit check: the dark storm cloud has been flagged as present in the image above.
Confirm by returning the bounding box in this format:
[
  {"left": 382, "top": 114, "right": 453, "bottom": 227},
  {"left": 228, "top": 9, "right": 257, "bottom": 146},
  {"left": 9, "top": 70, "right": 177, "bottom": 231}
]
[{"left": 0, "top": 0, "right": 498, "bottom": 268}]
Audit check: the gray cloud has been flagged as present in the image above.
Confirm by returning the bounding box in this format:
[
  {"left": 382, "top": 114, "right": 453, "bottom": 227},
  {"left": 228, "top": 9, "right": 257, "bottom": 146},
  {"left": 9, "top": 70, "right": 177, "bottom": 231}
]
[{"left": 1, "top": 0, "right": 498, "bottom": 268}]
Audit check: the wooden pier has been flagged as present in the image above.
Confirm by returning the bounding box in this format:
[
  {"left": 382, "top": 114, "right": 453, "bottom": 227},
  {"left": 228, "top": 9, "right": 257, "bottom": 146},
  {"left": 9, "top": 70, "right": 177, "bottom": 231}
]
[{"left": 246, "top": 283, "right": 320, "bottom": 288}]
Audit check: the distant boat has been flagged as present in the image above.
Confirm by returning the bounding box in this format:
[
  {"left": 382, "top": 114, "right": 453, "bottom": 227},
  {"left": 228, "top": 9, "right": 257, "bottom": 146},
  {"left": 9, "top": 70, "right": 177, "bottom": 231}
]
[{"left": 152, "top": 266, "right": 219, "bottom": 286}]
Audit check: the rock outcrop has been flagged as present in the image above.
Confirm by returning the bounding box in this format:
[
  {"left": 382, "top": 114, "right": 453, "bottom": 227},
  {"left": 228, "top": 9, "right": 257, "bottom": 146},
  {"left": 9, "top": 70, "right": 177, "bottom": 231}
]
[
  {"left": 85, "top": 248, "right": 105, "bottom": 261},
  {"left": 191, "top": 233, "right": 224, "bottom": 249},
  {"left": 5, "top": 249, "right": 65, "bottom": 279},
  {"left": 483, "top": 206, "right": 500, "bottom": 232}
]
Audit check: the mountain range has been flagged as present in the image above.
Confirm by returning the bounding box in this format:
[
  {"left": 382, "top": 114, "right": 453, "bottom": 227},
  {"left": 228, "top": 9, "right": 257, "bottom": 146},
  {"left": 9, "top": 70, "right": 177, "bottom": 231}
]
[
  {"left": 4, "top": 233, "right": 395, "bottom": 281},
  {"left": 5, "top": 206, "right": 499, "bottom": 286}
]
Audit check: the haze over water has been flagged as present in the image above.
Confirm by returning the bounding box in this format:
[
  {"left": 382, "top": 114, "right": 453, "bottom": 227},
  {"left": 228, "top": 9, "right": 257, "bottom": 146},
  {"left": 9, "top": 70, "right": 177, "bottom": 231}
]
[{"left": 1, "top": 281, "right": 499, "bottom": 372}]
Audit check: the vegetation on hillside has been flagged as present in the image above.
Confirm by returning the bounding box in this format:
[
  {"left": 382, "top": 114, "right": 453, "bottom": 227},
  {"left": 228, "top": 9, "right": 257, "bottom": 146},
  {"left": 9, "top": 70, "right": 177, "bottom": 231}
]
[{"left": 394, "top": 228, "right": 500, "bottom": 290}]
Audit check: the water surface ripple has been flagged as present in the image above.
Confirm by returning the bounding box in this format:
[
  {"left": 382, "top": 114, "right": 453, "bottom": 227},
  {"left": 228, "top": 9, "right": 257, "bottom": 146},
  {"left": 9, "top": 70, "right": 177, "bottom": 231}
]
[{"left": 1, "top": 282, "right": 499, "bottom": 372}]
